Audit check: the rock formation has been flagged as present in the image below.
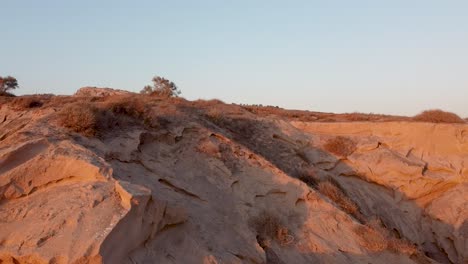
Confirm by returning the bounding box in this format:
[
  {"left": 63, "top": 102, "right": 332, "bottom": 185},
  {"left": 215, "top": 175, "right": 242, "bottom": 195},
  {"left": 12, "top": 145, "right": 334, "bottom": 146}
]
[
  {"left": 74, "top": 87, "right": 132, "bottom": 97},
  {"left": 0, "top": 89, "right": 466, "bottom": 263}
]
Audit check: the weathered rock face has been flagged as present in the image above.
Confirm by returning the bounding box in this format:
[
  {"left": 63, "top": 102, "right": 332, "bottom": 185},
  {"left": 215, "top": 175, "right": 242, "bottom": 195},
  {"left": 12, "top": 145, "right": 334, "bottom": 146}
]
[
  {"left": 0, "top": 96, "right": 466, "bottom": 263},
  {"left": 74, "top": 87, "right": 133, "bottom": 97},
  {"left": 290, "top": 122, "right": 468, "bottom": 264}
]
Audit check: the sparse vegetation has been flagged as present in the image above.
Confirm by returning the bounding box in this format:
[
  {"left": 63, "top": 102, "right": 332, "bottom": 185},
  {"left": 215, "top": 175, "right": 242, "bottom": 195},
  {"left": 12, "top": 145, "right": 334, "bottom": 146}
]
[
  {"left": 413, "top": 109, "right": 465, "bottom": 123},
  {"left": 317, "top": 180, "right": 360, "bottom": 218},
  {"left": 44, "top": 95, "right": 101, "bottom": 109},
  {"left": 10, "top": 97, "right": 43, "bottom": 110},
  {"left": 0, "top": 76, "right": 19, "bottom": 96},
  {"left": 57, "top": 103, "right": 103, "bottom": 137},
  {"left": 323, "top": 136, "right": 357, "bottom": 157},
  {"left": 104, "top": 95, "right": 165, "bottom": 128},
  {"left": 354, "top": 219, "right": 388, "bottom": 252},
  {"left": 242, "top": 105, "right": 410, "bottom": 122},
  {"left": 0, "top": 85, "right": 458, "bottom": 264},
  {"left": 141, "top": 76, "right": 181, "bottom": 98},
  {"left": 354, "top": 218, "right": 418, "bottom": 256},
  {"left": 105, "top": 96, "right": 147, "bottom": 119},
  {"left": 205, "top": 108, "right": 224, "bottom": 124},
  {"left": 251, "top": 212, "right": 294, "bottom": 248},
  {"left": 387, "top": 236, "right": 419, "bottom": 255},
  {"left": 56, "top": 95, "right": 163, "bottom": 136}
]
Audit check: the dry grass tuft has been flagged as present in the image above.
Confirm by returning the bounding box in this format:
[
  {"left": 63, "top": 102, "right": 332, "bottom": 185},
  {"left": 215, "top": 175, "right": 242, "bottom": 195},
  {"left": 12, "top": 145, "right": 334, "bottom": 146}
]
[
  {"left": 205, "top": 108, "right": 224, "bottom": 125},
  {"left": 251, "top": 212, "right": 294, "bottom": 248},
  {"left": 323, "top": 136, "right": 357, "bottom": 157},
  {"left": 317, "top": 180, "right": 359, "bottom": 217},
  {"left": 413, "top": 109, "right": 465, "bottom": 123},
  {"left": 56, "top": 95, "right": 166, "bottom": 136},
  {"left": 57, "top": 103, "right": 102, "bottom": 136},
  {"left": 10, "top": 97, "right": 43, "bottom": 110},
  {"left": 45, "top": 96, "right": 102, "bottom": 108},
  {"left": 106, "top": 95, "right": 172, "bottom": 129},
  {"left": 104, "top": 96, "right": 147, "bottom": 119},
  {"left": 387, "top": 237, "right": 418, "bottom": 255},
  {"left": 242, "top": 105, "right": 409, "bottom": 122},
  {"left": 354, "top": 219, "right": 388, "bottom": 252},
  {"left": 355, "top": 218, "right": 418, "bottom": 256}
]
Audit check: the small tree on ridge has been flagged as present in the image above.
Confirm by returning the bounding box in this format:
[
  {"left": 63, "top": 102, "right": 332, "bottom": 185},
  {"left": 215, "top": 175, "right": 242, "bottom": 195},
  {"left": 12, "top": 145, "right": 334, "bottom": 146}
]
[
  {"left": 141, "top": 76, "right": 181, "bottom": 98},
  {"left": 0, "top": 76, "right": 19, "bottom": 95}
]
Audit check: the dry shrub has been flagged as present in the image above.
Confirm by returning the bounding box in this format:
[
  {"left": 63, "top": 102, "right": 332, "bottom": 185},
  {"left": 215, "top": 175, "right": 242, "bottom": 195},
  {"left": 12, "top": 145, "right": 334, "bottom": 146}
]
[
  {"left": 413, "top": 109, "right": 465, "bottom": 123},
  {"left": 387, "top": 237, "right": 418, "bottom": 255},
  {"left": 105, "top": 96, "right": 147, "bottom": 119},
  {"left": 323, "top": 136, "right": 357, "bottom": 157},
  {"left": 45, "top": 96, "right": 101, "bottom": 108},
  {"left": 317, "top": 180, "right": 359, "bottom": 217},
  {"left": 243, "top": 105, "right": 296, "bottom": 118},
  {"left": 338, "top": 112, "right": 406, "bottom": 122},
  {"left": 103, "top": 95, "right": 164, "bottom": 128},
  {"left": 251, "top": 212, "right": 294, "bottom": 247},
  {"left": 255, "top": 106, "right": 284, "bottom": 117},
  {"left": 206, "top": 114, "right": 222, "bottom": 125},
  {"left": 355, "top": 218, "right": 418, "bottom": 256},
  {"left": 342, "top": 112, "right": 372, "bottom": 121},
  {"left": 354, "top": 219, "right": 388, "bottom": 252},
  {"left": 242, "top": 105, "right": 408, "bottom": 122},
  {"left": 166, "top": 96, "right": 187, "bottom": 105},
  {"left": 58, "top": 103, "right": 102, "bottom": 136},
  {"left": 10, "top": 97, "right": 43, "bottom": 110},
  {"left": 57, "top": 98, "right": 149, "bottom": 137},
  {"left": 205, "top": 108, "right": 224, "bottom": 124},
  {"left": 55, "top": 95, "right": 168, "bottom": 136}
]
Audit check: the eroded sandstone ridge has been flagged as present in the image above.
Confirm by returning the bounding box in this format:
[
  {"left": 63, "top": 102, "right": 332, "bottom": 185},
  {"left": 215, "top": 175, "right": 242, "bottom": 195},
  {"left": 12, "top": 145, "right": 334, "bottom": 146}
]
[{"left": 0, "top": 90, "right": 466, "bottom": 263}]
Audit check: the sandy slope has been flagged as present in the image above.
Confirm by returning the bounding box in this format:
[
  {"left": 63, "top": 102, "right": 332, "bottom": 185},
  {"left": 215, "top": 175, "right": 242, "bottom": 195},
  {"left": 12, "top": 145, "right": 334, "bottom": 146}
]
[{"left": 0, "top": 92, "right": 466, "bottom": 263}]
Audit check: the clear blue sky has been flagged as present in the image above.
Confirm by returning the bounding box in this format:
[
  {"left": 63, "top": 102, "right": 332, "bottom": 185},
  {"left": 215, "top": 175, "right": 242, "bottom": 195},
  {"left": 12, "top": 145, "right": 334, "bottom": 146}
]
[{"left": 1, "top": 1, "right": 467, "bottom": 117}]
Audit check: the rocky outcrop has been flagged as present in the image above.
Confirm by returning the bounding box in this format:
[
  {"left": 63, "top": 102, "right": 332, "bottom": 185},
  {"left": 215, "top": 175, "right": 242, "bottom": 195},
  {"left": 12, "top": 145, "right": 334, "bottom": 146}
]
[
  {"left": 291, "top": 121, "right": 468, "bottom": 263},
  {"left": 74, "top": 87, "right": 133, "bottom": 97},
  {"left": 0, "top": 96, "right": 466, "bottom": 263}
]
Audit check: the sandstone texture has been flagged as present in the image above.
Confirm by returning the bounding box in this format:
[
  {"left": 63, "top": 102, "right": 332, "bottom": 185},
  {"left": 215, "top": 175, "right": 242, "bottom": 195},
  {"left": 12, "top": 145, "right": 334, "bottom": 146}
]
[
  {"left": 0, "top": 90, "right": 466, "bottom": 263},
  {"left": 74, "top": 87, "right": 133, "bottom": 97}
]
